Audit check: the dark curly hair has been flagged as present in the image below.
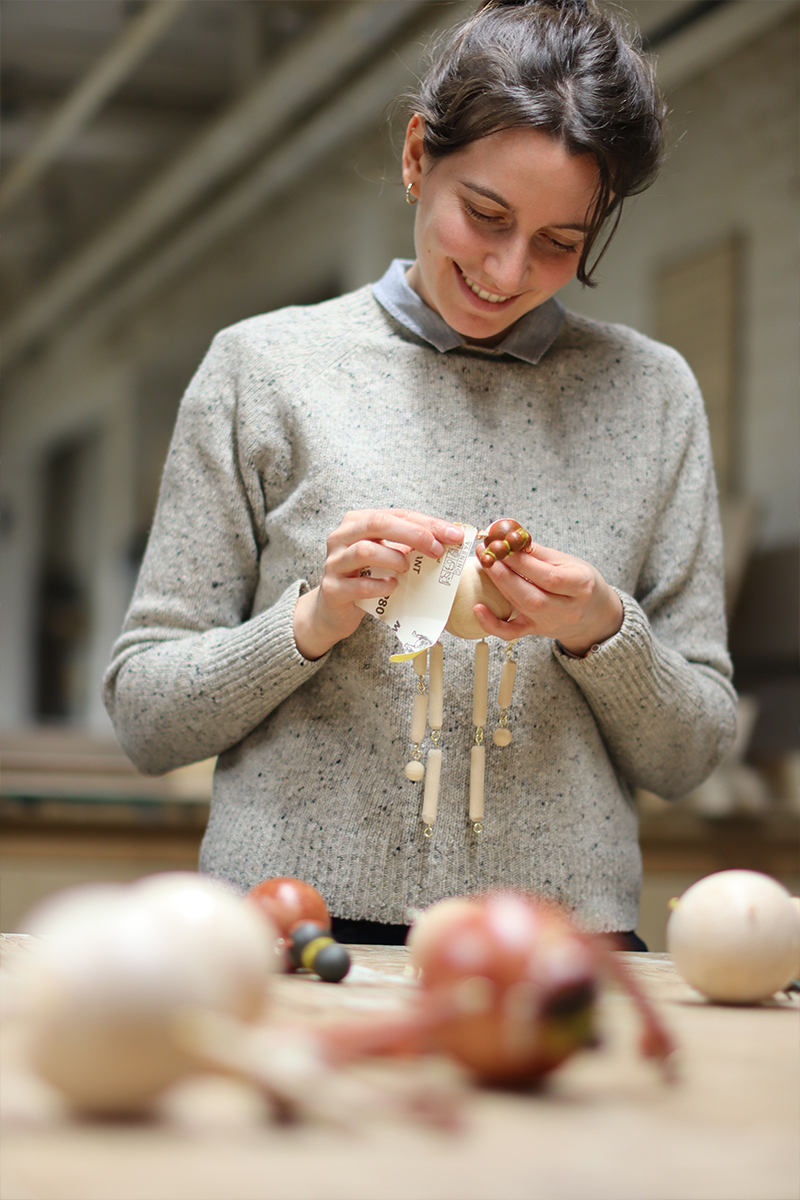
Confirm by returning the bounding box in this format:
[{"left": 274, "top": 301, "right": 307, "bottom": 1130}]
[{"left": 406, "top": 0, "right": 666, "bottom": 285}]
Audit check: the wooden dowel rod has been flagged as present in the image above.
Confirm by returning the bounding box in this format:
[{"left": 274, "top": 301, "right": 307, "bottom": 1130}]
[
  {"left": 497, "top": 659, "right": 517, "bottom": 710},
  {"left": 410, "top": 692, "right": 429, "bottom": 745},
  {"left": 428, "top": 642, "right": 444, "bottom": 730},
  {"left": 422, "top": 748, "right": 442, "bottom": 826},
  {"left": 472, "top": 640, "right": 489, "bottom": 728},
  {"left": 469, "top": 744, "right": 486, "bottom": 822}
]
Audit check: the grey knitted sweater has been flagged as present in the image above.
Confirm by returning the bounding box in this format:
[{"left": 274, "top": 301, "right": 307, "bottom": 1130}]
[{"left": 103, "top": 282, "right": 736, "bottom": 933}]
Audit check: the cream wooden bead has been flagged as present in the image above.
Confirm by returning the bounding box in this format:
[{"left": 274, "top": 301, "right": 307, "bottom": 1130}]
[
  {"left": 492, "top": 727, "right": 513, "bottom": 747},
  {"left": 497, "top": 659, "right": 517, "bottom": 710},
  {"left": 472, "top": 640, "right": 489, "bottom": 728},
  {"left": 410, "top": 692, "right": 429, "bottom": 746},
  {"left": 404, "top": 760, "right": 425, "bottom": 782},
  {"left": 469, "top": 744, "right": 486, "bottom": 824},
  {"left": 413, "top": 649, "right": 428, "bottom": 676},
  {"left": 422, "top": 748, "right": 442, "bottom": 828},
  {"left": 428, "top": 642, "right": 444, "bottom": 730}
]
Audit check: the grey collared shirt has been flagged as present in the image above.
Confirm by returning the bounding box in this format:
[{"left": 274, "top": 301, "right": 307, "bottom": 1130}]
[{"left": 371, "top": 258, "right": 564, "bottom": 365}]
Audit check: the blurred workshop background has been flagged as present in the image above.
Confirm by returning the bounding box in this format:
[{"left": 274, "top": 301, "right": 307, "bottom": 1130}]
[{"left": 1, "top": 0, "right": 798, "bottom": 943}]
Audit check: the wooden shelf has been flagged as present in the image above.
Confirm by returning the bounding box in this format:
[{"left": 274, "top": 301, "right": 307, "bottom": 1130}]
[
  {"left": 3, "top": 728, "right": 797, "bottom": 879},
  {"left": 639, "top": 809, "right": 799, "bottom": 876}
]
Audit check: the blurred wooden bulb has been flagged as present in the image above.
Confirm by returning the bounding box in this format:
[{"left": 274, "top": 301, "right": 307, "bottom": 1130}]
[{"left": 248, "top": 876, "right": 330, "bottom": 939}]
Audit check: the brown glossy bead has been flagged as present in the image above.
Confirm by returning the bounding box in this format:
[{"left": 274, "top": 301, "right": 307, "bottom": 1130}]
[
  {"left": 482, "top": 538, "right": 510, "bottom": 565},
  {"left": 247, "top": 876, "right": 331, "bottom": 938},
  {"left": 477, "top": 519, "right": 531, "bottom": 566},
  {"left": 505, "top": 527, "right": 531, "bottom": 553},
  {"left": 486, "top": 519, "right": 520, "bottom": 541}
]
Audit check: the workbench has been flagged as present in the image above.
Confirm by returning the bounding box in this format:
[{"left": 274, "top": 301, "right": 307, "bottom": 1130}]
[
  {"left": 3, "top": 729, "right": 798, "bottom": 947},
  {"left": 1, "top": 936, "right": 797, "bottom": 1200}
]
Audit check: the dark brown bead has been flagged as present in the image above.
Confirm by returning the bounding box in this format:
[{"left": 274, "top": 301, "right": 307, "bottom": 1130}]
[
  {"left": 487, "top": 538, "right": 510, "bottom": 560},
  {"left": 486, "top": 518, "right": 520, "bottom": 541},
  {"left": 506, "top": 528, "right": 531, "bottom": 552},
  {"left": 477, "top": 518, "right": 531, "bottom": 567}
]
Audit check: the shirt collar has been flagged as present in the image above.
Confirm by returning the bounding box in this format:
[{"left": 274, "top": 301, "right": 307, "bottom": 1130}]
[{"left": 371, "top": 258, "right": 564, "bottom": 365}]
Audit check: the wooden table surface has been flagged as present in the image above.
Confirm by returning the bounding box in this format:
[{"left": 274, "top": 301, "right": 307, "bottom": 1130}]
[{"left": 1, "top": 936, "right": 798, "bottom": 1200}]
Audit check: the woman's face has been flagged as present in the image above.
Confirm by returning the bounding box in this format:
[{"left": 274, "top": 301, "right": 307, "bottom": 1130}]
[{"left": 402, "top": 118, "right": 600, "bottom": 345}]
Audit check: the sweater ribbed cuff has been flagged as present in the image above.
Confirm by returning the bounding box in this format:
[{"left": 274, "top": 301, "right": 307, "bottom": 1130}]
[
  {"left": 109, "top": 579, "right": 332, "bottom": 773},
  {"left": 552, "top": 588, "right": 704, "bottom": 725},
  {"left": 215, "top": 579, "right": 331, "bottom": 723}
]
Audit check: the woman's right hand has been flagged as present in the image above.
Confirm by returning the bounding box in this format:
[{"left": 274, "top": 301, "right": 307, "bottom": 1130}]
[{"left": 293, "top": 509, "right": 464, "bottom": 661}]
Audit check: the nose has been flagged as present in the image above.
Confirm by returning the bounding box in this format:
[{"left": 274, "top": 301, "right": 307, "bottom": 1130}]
[{"left": 484, "top": 235, "right": 531, "bottom": 296}]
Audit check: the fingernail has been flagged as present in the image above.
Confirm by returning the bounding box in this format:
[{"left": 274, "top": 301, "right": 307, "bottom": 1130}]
[{"left": 444, "top": 525, "right": 463, "bottom": 544}]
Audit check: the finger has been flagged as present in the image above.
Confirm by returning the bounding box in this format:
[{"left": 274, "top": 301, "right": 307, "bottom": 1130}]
[
  {"left": 334, "top": 510, "right": 464, "bottom": 557},
  {"left": 481, "top": 564, "right": 583, "bottom": 635},
  {"left": 322, "top": 573, "right": 399, "bottom": 607},
  {"left": 481, "top": 559, "right": 552, "bottom": 608},
  {"left": 489, "top": 554, "right": 590, "bottom": 599},
  {"left": 472, "top": 604, "right": 537, "bottom": 641},
  {"left": 475, "top": 535, "right": 558, "bottom": 565},
  {"left": 331, "top": 540, "right": 411, "bottom": 580},
  {"left": 389, "top": 509, "right": 465, "bottom": 548},
  {"left": 525, "top": 541, "right": 572, "bottom": 565}
]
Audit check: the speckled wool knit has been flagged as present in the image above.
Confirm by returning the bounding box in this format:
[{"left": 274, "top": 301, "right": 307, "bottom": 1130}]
[{"left": 103, "top": 284, "right": 736, "bottom": 933}]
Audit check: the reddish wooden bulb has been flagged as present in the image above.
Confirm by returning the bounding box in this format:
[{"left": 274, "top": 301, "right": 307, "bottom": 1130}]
[
  {"left": 414, "top": 892, "right": 599, "bottom": 1082},
  {"left": 477, "top": 519, "right": 532, "bottom": 568},
  {"left": 247, "top": 876, "right": 331, "bottom": 939},
  {"left": 317, "top": 889, "right": 676, "bottom": 1084}
]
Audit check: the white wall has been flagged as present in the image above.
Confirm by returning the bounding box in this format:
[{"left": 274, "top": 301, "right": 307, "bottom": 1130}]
[
  {"left": 2, "top": 9, "right": 797, "bottom": 732},
  {"left": 0, "top": 147, "right": 414, "bottom": 731},
  {"left": 559, "top": 12, "right": 799, "bottom": 549}
]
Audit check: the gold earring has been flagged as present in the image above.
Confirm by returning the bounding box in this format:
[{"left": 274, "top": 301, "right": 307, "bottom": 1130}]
[{"left": 405, "top": 182, "right": 418, "bottom": 206}]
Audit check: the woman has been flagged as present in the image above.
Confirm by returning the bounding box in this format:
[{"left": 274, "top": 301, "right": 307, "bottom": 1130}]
[{"left": 104, "top": 0, "right": 736, "bottom": 946}]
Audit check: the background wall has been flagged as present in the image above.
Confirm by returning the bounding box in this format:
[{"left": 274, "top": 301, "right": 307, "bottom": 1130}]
[
  {"left": 1, "top": 0, "right": 798, "bottom": 942},
  {"left": 560, "top": 12, "right": 799, "bottom": 550}
]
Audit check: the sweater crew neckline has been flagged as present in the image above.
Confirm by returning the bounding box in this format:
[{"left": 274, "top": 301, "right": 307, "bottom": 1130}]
[{"left": 371, "top": 258, "right": 564, "bottom": 365}]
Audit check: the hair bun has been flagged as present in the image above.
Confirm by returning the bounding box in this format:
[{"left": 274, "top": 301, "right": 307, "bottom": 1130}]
[{"left": 478, "top": 0, "right": 589, "bottom": 11}]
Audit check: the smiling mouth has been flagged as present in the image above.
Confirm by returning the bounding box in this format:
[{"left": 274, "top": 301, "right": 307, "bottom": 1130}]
[{"left": 458, "top": 266, "right": 514, "bottom": 304}]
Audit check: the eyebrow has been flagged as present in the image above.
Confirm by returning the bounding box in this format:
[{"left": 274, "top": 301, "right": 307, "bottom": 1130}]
[
  {"left": 460, "top": 179, "right": 589, "bottom": 234},
  {"left": 461, "top": 179, "right": 513, "bottom": 209}
]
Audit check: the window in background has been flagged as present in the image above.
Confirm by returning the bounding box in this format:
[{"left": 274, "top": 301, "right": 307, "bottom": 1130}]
[
  {"left": 34, "top": 432, "right": 100, "bottom": 721},
  {"left": 655, "top": 235, "right": 742, "bottom": 497}
]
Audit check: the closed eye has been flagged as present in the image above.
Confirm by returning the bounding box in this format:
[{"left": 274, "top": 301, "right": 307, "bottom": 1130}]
[
  {"left": 544, "top": 236, "right": 581, "bottom": 253},
  {"left": 464, "top": 199, "right": 583, "bottom": 253},
  {"left": 464, "top": 201, "right": 507, "bottom": 225}
]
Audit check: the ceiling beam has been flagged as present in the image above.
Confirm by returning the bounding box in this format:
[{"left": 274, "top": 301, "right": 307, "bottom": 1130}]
[
  {"left": 0, "top": 1, "right": 427, "bottom": 367},
  {"left": 0, "top": 0, "right": 188, "bottom": 214},
  {"left": 655, "top": 0, "right": 797, "bottom": 91},
  {"left": 6, "top": 0, "right": 794, "bottom": 372},
  {"left": 37, "top": 8, "right": 473, "bottom": 353}
]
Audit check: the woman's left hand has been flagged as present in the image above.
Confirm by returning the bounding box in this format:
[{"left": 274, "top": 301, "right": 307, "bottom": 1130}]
[{"left": 473, "top": 541, "right": 623, "bottom": 656}]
